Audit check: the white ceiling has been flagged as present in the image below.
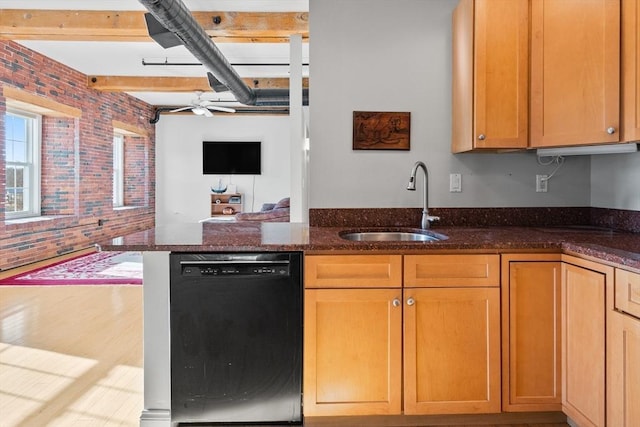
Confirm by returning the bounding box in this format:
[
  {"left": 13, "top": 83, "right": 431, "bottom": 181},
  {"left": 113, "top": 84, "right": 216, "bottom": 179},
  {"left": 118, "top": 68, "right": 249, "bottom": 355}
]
[{"left": 0, "top": 0, "right": 309, "bottom": 108}]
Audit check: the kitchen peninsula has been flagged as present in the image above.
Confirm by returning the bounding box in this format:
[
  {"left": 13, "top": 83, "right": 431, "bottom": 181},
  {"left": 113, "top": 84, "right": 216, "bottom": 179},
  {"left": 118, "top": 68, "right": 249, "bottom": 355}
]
[{"left": 101, "top": 207, "right": 640, "bottom": 427}]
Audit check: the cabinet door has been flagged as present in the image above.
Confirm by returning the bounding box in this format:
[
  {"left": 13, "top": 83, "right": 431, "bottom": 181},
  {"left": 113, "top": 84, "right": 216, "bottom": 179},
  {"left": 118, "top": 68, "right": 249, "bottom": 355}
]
[
  {"left": 452, "top": 0, "right": 528, "bottom": 152},
  {"left": 562, "top": 261, "right": 611, "bottom": 427},
  {"left": 607, "top": 309, "right": 640, "bottom": 427},
  {"left": 621, "top": 0, "right": 640, "bottom": 142},
  {"left": 404, "top": 287, "right": 501, "bottom": 414},
  {"left": 503, "top": 259, "right": 562, "bottom": 412},
  {"left": 530, "top": 0, "right": 620, "bottom": 147},
  {"left": 303, "top": 289, "right": 402, "bottom": 416}
]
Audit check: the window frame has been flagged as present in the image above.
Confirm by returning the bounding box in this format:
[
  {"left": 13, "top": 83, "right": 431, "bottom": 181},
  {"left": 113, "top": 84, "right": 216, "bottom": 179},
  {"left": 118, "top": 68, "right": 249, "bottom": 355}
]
[
  {"left": 4, "top": 109, "right": 41, "bottom": 219},
  {"left": 113, "top": 132, "right": 124, "bottom": 208}
]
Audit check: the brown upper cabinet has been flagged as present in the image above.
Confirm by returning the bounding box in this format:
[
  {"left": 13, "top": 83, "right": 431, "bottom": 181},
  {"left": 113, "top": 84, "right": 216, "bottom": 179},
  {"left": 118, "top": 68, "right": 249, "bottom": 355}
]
[
  {"left": 453, "top": 0, "right": 640, "bottom": 152},
  {"left": 621, "top": 0, "right": 640, "bottom": 141},
  {"left": 452, "top": 0, "right": 529, "bottom": 152},
  {"left": 530, "top": 0, "right": 620, "bottom": 148}
]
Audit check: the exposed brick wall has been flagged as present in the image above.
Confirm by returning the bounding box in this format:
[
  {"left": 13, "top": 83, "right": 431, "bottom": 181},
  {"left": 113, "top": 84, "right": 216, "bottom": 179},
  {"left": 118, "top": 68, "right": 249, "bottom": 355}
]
[
  {"left": 0, "top": 40, "right": 156, "bottom": 271},
  {"left": 42, "top": 116, "right": 76, "bottom": 216},
  {"left": 124, "top": 135, "right": 148, "bottom": 207}
]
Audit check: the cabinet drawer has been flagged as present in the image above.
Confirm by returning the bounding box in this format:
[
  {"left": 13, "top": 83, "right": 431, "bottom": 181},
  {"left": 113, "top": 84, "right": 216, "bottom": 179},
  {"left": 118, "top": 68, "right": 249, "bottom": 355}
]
[
  {"left": 404, "top": 254, "right": 499, "bottom": 287},
  {"left": 616, "top": 269, "right": 640, "bottom": 319},
  {"left": 305, "top": 255, "right": 402, "bottom": 288}
]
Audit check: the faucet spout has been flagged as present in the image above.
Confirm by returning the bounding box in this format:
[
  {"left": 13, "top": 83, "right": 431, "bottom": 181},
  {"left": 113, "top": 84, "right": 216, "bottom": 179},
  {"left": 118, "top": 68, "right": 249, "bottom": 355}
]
[{"left": 407, "top": 161, "right": 439, "bottom": 229}]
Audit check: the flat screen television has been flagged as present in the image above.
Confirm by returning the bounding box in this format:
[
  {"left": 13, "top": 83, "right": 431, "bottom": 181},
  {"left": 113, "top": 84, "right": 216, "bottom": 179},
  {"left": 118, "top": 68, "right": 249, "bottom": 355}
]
[{"left": 202, "top": 141, "right": 261, "bottom": 175}]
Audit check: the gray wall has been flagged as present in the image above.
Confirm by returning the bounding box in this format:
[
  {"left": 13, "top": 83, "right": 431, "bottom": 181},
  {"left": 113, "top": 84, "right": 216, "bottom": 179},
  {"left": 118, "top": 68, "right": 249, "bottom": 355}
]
[
  {"left": 155, "top": 0, "right": 640, "bottom": 219},
  {"left": 591, "top": 153, "right": 640, "bottom": 210},
  {"left": 308, "top": 0, "right": 591, "bottom": 209}
]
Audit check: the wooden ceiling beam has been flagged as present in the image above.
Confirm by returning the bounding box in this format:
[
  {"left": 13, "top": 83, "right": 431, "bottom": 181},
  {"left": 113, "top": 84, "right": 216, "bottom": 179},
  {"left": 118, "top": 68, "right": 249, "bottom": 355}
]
[
  {"left": 87, "top": 76, "right": 309, "bottom": 92},
  {"left": 0, "top": 10, "right": 308, "bottom": 43}
]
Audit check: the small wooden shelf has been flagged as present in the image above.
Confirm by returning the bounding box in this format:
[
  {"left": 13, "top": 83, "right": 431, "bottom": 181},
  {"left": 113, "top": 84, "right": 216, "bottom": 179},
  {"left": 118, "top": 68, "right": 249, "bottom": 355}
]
[{"left": 210, "top": 193, "right": 242, "bottom": 216}]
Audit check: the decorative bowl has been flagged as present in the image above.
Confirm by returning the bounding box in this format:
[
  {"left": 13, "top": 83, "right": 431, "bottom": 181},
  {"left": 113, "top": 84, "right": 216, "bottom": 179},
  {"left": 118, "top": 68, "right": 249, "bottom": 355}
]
[{"left": 211, "top": 185, "right": 227, "bottom": 194}]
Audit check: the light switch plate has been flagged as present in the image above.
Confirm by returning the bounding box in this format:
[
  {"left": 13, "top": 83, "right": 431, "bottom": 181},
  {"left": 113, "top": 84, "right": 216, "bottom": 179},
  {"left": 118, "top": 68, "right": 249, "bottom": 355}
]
[{"left": 449, "top": 173, "right": 462, "bottom": 192}]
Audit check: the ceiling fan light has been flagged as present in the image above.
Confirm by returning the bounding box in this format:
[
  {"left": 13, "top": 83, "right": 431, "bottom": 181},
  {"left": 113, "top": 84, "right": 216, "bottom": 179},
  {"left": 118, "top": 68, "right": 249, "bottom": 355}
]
[{"left": 192, "top": 108, "right": 205, "bottom": 115}]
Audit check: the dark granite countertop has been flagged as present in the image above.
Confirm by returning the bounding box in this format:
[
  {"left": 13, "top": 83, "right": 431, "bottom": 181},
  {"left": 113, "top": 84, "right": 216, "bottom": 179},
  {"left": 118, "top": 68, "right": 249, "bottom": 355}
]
[{"left": 100, "top": 221, "right": 640, "bottom": 271}]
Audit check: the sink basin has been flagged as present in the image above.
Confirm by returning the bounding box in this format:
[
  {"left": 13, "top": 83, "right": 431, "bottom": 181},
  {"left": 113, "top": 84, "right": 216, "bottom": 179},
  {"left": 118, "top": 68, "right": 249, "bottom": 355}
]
[{"left": 340, "top": 230, "right": 448, "bottom": 242}]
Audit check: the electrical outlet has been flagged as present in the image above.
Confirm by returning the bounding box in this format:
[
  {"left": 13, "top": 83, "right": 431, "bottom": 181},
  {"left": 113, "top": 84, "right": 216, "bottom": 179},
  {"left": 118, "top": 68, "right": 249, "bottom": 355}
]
[
  {"left": 449, "top": 173, "right": 462, "bottom": 192},
  {"left": 536, "top": 175, "right": 548, "bottom": 193}
]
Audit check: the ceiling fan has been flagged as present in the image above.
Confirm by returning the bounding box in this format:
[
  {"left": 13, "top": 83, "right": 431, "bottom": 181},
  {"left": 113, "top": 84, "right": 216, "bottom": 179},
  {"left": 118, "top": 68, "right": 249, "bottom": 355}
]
[{"left": 169, "top": 91, "right": 236, "bottom": 117}]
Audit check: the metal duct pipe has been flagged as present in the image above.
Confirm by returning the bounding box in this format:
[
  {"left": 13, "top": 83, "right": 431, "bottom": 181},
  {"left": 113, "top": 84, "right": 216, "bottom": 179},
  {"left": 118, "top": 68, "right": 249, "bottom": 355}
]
[{"left": 139, "top": 0, "right": 308, "bottom": 106}]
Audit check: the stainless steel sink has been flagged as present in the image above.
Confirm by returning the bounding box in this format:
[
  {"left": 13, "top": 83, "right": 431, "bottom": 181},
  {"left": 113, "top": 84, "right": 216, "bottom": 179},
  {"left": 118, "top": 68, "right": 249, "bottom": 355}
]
[{"left": 340, "top": 230, "right": 448, "bottom": 242}]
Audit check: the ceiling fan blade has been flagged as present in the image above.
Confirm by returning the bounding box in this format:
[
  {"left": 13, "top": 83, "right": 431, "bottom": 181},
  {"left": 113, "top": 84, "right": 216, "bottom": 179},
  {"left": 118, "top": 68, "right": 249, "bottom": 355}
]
[
  {"left": 205, "top": 105, "right": 236, "bottom": 113},
  {"left": 202, "top": 108, "right": 214, "bottom": 117},
  {"left": 170, "top": 106, "right": 193, "bottom": 113}
]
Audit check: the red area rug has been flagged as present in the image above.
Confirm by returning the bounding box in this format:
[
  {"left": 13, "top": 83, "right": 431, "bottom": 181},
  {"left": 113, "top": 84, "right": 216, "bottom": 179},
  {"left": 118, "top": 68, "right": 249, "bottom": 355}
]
[{"left": 0, "top": 251, "right": 142, "bottom": 286}]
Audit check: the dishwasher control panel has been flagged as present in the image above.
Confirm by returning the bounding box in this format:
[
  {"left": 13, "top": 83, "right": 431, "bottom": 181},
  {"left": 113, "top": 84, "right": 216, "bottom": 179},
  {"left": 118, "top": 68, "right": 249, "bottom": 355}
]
[{"left": 181, "top": 263, "right": 290, "bottom": 277}]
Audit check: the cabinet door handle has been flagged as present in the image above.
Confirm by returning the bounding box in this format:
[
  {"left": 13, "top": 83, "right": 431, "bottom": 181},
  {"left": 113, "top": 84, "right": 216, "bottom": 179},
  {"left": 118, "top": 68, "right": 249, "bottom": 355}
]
[
  {"left": 406, "top": 297, "right": 415, "bottom": 306},
  {"left": 392, "top": 298, "right": 401, "bottom": 307},
  {"left": 607, "top": 127, "right": 616, "bottom": 135},
  {"left": 478, "top": 134, "right": 486, "bottom": 140}
]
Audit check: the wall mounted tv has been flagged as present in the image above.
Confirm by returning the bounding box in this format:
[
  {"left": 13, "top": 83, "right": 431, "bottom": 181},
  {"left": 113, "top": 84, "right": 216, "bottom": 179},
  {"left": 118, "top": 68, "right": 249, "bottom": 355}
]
[{"left": 202, "top": 141, "right": 261, "bottom": 175}]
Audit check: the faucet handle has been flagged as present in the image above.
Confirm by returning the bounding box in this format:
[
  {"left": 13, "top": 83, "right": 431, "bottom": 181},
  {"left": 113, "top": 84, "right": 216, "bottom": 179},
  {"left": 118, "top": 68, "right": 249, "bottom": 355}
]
[{"left": 420, "top": 214, "right": 440, "bottom": 229}]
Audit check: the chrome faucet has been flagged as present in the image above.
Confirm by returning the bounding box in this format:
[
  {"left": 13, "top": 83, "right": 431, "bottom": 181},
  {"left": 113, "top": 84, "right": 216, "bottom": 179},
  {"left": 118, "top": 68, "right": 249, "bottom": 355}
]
[{"left": 407, "top": 161, "right": 440, "bottom": 229}]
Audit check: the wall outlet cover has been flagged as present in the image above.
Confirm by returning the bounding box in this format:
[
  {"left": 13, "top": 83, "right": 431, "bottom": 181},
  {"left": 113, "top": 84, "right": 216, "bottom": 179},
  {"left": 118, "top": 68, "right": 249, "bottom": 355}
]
[{"left": 536, "top": 175, "right": 548, "bottom": 193}]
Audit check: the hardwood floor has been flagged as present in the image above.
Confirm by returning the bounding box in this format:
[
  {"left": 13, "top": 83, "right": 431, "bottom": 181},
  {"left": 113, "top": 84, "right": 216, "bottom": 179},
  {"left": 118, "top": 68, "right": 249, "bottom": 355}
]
[
  {"left": 0, "top": 284, "right": 570, "bottom": 427},
  {"left": 0, "top": 285, "right": 143, "bottom": 427}
]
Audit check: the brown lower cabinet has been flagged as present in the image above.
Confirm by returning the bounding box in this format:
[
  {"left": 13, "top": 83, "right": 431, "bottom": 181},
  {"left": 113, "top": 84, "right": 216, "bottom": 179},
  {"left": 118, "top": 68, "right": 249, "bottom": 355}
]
[
  {"left": 608, "top": 269, "right": 640, "bottom": 427},
  {"left": 303, "top": 254, "right": 501, "bottom": 416},
  {"left": 304, "top": 252, "right": 638, "bottom": 426},
  {"left": 303, "top": 255, "right": 403, "bottom": 416},
  {"left": 403, "top": 286, "right": 501, "bottom": 414},
  {"left": 303, "top": 288, "right": 403, "bottom": 416},
  {"left": 561, "top": 256, "right": 613, "bottom": 427},
  {"left": 501, "top": 254, "right": 562, "bottom": 412},
  {"left": 608, "top": 309, "right": 640, "bottom": 427}
]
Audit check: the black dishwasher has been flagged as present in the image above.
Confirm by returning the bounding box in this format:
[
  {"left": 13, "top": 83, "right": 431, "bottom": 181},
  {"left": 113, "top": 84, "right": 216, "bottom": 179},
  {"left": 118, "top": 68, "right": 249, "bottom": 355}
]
[{"left": 169, "top": 252, "right": 303, "bottom": 425}]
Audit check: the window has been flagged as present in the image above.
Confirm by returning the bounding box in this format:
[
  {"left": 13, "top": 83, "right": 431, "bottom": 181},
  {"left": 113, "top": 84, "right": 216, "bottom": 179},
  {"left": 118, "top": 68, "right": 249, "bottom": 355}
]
[
  {"left": 113, "top": 133, "right": 124, "bottom": 207},
  {"left": 4, "top": 110, "right": 41, "bottom": 218}
]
